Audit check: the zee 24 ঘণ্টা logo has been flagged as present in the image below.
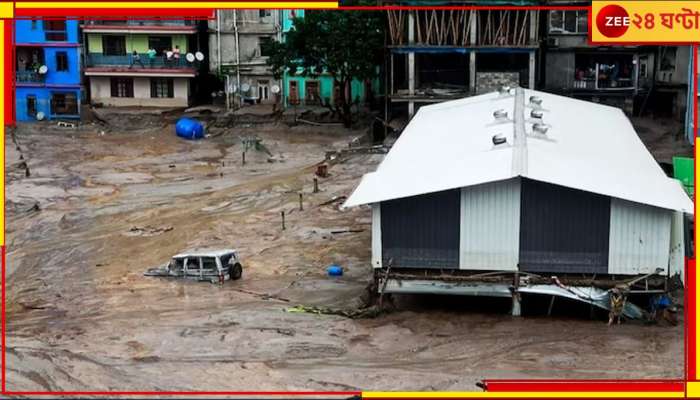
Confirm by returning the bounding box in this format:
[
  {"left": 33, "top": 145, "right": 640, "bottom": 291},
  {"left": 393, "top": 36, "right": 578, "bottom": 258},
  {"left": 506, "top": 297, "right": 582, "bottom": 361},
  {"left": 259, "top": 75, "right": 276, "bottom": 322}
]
[{"left": 595, "top": 4, "right": 631, "bottom": 38}]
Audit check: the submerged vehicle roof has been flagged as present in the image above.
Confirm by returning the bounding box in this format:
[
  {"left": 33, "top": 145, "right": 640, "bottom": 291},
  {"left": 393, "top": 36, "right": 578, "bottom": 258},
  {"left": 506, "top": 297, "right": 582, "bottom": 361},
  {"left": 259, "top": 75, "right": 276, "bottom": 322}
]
[{"left": 172, "top": 249, "right": 237, "bottom": 258}]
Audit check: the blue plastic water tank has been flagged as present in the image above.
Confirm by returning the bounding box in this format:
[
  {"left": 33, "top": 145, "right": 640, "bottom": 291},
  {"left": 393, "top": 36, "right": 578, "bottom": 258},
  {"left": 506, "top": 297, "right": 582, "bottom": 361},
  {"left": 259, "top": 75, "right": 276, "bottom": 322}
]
[
  {"left": 327, "top": 265, "right": 343, "bottom": 277},
  {"left": 175, "top": 117, "right": 205, "bottom": 140}
]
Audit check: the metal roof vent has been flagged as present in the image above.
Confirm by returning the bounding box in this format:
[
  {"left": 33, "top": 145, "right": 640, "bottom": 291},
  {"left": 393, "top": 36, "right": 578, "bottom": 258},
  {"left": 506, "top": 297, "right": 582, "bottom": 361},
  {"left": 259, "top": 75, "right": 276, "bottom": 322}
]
[
  {"left": 529, "top": 96, "right": 543, "bottom": 108},
  {"left": 493, "top": 109, "right": 508, "bottom": 121},
  {"left": 530, "top": 110, "right": 544, "bottom": 120},
  {"left": 492, "top": 134, "right": 507, "bottom": 146},
  {"left": 498, "top": 85, "right": 511, "bottom": 95},
  {"left": 533, "top": 123, "right": 548, "bottom": 135}
]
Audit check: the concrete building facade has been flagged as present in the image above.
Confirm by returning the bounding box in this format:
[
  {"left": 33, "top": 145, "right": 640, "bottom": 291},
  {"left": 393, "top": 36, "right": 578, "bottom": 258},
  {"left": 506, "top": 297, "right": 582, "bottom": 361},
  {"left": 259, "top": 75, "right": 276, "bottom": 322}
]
[
  {"left": 209, "top": 10, "right": 283, "bottom": 109},
  {"left": 541, "top": 7, "right": 689, "bottom": 120},
  {"left": 383, "top": 2, "right": 540, "bottom": 117},
  {"left": 15, "top": 19, "right": 82, "bottom": 121},
  {"left": 83, "top": 20, "right": 199, "bottom": 108}
]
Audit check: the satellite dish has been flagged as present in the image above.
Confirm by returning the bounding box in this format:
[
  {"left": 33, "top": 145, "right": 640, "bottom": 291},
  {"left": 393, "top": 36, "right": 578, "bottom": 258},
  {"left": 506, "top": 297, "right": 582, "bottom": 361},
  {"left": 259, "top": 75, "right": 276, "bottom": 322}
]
[
  {"left": 36, "top": 111, "right": 45, "bottom": 120},
  {"left": 166, "top": 51, "right": 173, "bottom": 58},
  {"left": 271, "top": 85, "right": 280, "bottom": 94},
  {"left": 38, "top": 65, "right": 48, "bottom": 74},
  {"left": 186, "top": 53, "right": 195, "bottom": 62},
  {"left": 195, "top": 51, "right": 205, "bottom": 61},
  {"left": 211, "top": 92, "right": 218, "bottom": 98},
  {"left": 241, "top": 83, "right": 250, "bottom": 93},
  {"left": 230, "top": 84, "right": 238, "bottom": 93}
]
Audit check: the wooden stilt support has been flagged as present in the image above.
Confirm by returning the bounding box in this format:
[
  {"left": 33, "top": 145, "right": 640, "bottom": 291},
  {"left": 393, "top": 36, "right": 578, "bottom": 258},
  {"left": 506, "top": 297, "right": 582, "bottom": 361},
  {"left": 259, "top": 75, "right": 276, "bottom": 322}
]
[{"left": 378, "top": 259, "right": 393, "bottom": 309}]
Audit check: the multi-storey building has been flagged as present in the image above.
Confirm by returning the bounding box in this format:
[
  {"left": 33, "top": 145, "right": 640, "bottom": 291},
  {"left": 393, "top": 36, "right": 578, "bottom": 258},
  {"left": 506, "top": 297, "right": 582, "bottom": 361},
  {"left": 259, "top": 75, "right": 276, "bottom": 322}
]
[
  {"left": 15, "top": 19, "right": 81, "bottom": 121},
  {"left": 382, "top": 1, "right": 540, "bottom": 117},
  {"left": 82, "top": 19, "right": 199, "bottom": 107},
  {"left": 209, "top": 10, "right": 283, "bottom": 109}
]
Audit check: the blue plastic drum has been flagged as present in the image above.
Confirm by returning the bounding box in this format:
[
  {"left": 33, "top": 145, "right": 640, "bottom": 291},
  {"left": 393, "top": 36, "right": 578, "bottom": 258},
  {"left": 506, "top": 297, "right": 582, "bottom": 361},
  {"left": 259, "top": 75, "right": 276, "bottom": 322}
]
[
  {"left": 175, "top": 117, "right": 205, "bottom": 140},
  {"left": 327, "top": 265, "right": 343, "bottom": 277}
]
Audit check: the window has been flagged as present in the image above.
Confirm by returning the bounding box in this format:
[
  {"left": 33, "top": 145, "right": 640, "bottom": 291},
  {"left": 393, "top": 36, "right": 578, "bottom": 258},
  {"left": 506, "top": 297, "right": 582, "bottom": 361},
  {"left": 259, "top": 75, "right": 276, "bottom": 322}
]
[
  {"left": 110, "top": 78, "right": 134, "bottom": 97},
  {"left": 201, "top": 257, "right": 218, "bottom": 273},
  {"left": 220, "top": 254, "right": 233, "bottom": 267},
  {"left": 26, "top": 95, "right": 37, "bottom": 116},
  {"left": 186, "top": 258, "right": 200, "bottom": 273},
  {"left": 259, "top": 9, "right": 271, "bottom": 19},
  {"left": 102, "top": 35, "right": 126, "bottom": 56},
  {"left": 288, "top": 80, "right": 299, "bottom": 105},
  {"left": 574, "top": 54, "right": 635, "bottom": 90},
  {"left": 150, "top": 78, "right": 174, "bottom": 98},
  {"left": 30, "top": 19, "right": 38, "bottom": 30},
  {"left": 44, "top": 20, "right": 67, "bottom": 41},
  {"left": 51, "top": 92, "right": 78, "bottom": 115},
  {"left": 148, "top": 36, "right": 173, "bottom": 55},
  {"left": 170, "top": 258, "right": 184, "bottom": 273},
  {"left": 259, "top": 37, "right": 273, "bottom": 57},
  {"left": 56, "top": 52, "right": 68, "bottom": 72},
  {"left": 549, "top": 10, "right": 587, "bottom": 34},
  {"left": 305, "top": 81, "right": 320, "bottom": 105}
]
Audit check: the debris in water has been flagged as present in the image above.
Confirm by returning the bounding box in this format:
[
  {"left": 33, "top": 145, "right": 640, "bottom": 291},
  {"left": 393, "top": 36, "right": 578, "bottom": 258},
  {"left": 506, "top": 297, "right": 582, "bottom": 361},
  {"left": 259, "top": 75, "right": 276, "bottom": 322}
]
[
  {"left": 285, "top": 304, "right": 381, "bottom": 319},
  {"left": 124, "top": 225, "right": 173, "bottom": 237}
]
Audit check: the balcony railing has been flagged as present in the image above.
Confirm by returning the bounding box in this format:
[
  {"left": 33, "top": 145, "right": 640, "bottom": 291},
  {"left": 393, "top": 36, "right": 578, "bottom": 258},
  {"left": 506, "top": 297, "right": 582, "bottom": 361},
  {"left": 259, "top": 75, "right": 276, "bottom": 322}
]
[
  {"left": 45, "top": 30, "right": 67, "bottom": 41},
  {"left": 86, "top": 53, "right": 196, "bottom": 69},
  {"left": 84, "top": 19, "right": 194, "bottom": 27},
  {"left": 16, "top": 70, "right": 44, "bottom": 83}
]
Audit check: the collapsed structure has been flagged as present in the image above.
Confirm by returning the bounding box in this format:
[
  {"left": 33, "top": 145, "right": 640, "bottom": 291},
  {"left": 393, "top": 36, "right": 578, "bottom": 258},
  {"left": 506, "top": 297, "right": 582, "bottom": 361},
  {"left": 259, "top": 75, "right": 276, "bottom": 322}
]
[{"left": 345, "top": 87, "right": 693, "bottom": 316}]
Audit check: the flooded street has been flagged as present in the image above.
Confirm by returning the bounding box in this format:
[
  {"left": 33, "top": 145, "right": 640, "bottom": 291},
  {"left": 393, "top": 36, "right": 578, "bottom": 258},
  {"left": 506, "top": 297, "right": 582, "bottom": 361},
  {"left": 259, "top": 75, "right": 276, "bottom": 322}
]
[{"left": 4, "top": 121, "right": 683, "bottom": 392}]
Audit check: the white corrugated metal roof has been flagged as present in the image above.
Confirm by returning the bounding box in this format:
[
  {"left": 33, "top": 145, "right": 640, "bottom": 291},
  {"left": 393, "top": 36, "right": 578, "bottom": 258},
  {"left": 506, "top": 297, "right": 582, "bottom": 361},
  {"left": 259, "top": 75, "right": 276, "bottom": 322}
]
[{"left": 344, "top": 88, "right": 693, "bottom": 214}]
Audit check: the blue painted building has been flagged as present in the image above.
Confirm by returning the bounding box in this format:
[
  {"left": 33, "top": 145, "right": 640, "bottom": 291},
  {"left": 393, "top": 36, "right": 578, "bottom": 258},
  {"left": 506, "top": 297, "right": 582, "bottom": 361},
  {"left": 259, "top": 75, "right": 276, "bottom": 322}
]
[{"left": 15, "top": 19, "right": 81, "bottom": 121}]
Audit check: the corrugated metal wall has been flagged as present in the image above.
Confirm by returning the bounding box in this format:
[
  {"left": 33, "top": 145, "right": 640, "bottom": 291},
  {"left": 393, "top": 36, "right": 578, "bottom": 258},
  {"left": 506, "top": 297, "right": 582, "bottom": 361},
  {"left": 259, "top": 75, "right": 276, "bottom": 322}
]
[
  {"left": 380, "top": 189, "right": 460, "bottom": 268},
  {"left": 371, "top": 203, "right": 383, "bottom": 269},
  {"left": 669, "top": 211, "right": 685, "bottom": 282},
  {"left": 460, "top": 179, "right": 520, "bottom": 271},
  {"left": 519, "top": 179, "right": 611, "bottom": 274},
  {"left": 608, "top": 198, "right": 672, "bottom": 275}
]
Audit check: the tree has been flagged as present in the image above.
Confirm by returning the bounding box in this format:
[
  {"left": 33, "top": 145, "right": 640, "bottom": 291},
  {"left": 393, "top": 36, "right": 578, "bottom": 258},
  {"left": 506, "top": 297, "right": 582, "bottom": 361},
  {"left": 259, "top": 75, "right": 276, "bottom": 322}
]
[{"left": 265, "top": 11, "right": 384, "bottom": 127}]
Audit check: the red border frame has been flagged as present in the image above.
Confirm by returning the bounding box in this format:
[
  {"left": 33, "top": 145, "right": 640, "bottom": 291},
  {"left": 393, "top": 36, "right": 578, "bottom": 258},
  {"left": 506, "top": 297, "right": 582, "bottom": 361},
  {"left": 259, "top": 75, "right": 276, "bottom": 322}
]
[{"left": 1, "top": 2, "right": 694, "bottom": 397}]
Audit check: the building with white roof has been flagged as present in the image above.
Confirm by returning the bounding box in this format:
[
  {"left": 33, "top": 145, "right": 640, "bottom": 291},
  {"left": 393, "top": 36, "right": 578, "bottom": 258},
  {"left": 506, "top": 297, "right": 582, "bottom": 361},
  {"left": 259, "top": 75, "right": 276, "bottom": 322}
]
[{"left": 345, "top": 88, "right": 692, "bottom": 283}]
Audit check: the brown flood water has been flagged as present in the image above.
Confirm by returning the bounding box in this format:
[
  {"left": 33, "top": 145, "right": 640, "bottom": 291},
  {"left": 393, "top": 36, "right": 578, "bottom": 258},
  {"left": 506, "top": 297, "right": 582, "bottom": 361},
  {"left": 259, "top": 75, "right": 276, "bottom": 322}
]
[{"left": 4, "top": 122, "right": 683, "bottom": 392}]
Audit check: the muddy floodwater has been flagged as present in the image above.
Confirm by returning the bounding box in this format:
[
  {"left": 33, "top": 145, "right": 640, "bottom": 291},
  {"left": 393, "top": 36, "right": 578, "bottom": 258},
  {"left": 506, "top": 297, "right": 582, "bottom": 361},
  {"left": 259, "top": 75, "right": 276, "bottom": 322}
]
[{"left": 5, "top": 121, "right": 683, "bottom": 392}]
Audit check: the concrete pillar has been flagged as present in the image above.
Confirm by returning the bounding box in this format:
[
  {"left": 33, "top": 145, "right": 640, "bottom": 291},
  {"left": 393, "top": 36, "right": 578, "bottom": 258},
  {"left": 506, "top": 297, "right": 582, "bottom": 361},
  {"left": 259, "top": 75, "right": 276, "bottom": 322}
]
[
  {"left": 408, "top": 11, "right": 415, "bottom": 116},
  {"left": 529, "top": 10, "right": 537, "bottom": 45},
  {"left": 529, "top": 51, "right": 536, "bottom": 89},
  {"left": 511, "top": 292, "right": 521, "bottom": 317},
  {"left": 390, "top": 53, "right": 394, "bottom": 96},
  {"left": 408, "top": 52, "right": 415, "bottom": 117},
  {"left": 528, "top": 10, "right": 538, "bottom": 90},
  {"left": 470, "top": 51, "right": 476, "bottom": 94},
  {"left": 511, "top": 271, "right": 521, "bottom": 317},
  {"left": 469, "top": 11, "right": 477, "bottom": 94}
]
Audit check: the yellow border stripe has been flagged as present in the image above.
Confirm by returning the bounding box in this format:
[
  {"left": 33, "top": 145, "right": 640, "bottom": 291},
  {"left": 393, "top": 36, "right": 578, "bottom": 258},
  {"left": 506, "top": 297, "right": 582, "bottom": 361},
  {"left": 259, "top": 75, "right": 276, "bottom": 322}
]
[
  {"left": 689, "top": 381, "right": 700, "bottom": 397},
  {"left": 363, "top": 392, "right": 684, "bottom": 398},
  {"left": 16, "top": 2, "right": 337, "bottom": 8},
  {"left": 0, "top": 2, "right": 13, "bottom": 18}
]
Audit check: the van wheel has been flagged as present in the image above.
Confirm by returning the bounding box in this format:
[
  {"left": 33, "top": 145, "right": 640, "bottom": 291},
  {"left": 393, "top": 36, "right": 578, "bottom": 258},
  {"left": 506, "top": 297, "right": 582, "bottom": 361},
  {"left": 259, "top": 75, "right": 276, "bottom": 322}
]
[{"left": 230, "top": 263, "right": 242, "bottom": 280}]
